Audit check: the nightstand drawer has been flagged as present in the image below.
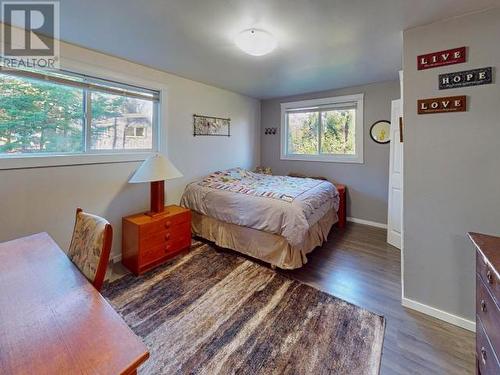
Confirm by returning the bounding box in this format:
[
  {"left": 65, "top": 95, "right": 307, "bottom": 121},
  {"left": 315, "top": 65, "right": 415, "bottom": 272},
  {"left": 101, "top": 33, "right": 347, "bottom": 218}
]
[
  {"left": 140, "top": 213, "right": 190, "bottom": 238},
  {"left": 141, "top": 243, "right": 167, "bottom": 265},
  {"left": 170, "top": 233, "right": 191, "bottom": 253},
  {"left": 141, "top": 235, "right": 192, "bottom": 265},
  {"left": 140, "top": 222, "right": 191, "bottom": 249}
]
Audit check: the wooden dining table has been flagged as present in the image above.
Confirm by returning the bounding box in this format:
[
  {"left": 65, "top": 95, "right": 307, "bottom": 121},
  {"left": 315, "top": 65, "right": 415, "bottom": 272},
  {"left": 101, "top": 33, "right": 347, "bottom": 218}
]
[{"left": 0, "top": 232, "right": 149, "bottom": 374}]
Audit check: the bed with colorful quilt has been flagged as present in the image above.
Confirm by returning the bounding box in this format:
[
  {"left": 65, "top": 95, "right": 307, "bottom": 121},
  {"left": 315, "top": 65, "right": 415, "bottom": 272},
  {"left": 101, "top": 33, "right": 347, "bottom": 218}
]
[{"left": 180, "top": 168, "right": 343, "bottom": 269}]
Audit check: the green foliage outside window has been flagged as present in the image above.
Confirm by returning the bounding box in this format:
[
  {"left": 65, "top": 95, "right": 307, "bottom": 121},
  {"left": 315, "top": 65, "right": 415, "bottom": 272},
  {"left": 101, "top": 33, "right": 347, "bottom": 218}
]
[
  {"left": 288, "top": 112, "right": 319, "bottom": 154},
  {"left": 321, "top": 110, "right": 355, "bottom": 155},
  {"left": 0, "top": 73, "right": 154, "bottom": 154},
  {"left": 287, "top": 109, "right": 355, "bottom": 155},
  {"left": 0, "top": 75, "right": 84, "bottom": 153}
]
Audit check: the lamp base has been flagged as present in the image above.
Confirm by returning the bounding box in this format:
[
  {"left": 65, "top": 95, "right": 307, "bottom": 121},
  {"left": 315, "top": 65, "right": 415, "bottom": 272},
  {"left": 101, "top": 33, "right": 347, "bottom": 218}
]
[{"left": 147, "top": 180, "right": 166, "bottom": 217}]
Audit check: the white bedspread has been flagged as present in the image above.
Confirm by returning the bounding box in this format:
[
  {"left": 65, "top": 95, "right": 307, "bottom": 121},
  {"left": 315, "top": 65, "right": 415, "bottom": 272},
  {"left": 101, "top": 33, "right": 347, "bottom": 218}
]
[{"left": 180, "top": 170, "right": 339, "bottom": 247}]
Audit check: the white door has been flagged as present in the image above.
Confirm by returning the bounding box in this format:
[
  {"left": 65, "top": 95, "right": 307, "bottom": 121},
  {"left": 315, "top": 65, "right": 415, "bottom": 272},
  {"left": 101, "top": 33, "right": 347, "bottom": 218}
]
[{"left": 387, "top": 99, "right": 403, "bottom": 249}]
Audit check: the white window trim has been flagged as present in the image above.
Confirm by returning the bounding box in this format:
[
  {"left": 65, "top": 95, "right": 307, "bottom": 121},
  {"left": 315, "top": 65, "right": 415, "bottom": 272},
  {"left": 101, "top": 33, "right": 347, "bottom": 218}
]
[
  {"left": 0, "top": 57, "right": 167, "bottom": 170},
  {"left": 280, "top": 93, "right": 364, "bottom": 164}
]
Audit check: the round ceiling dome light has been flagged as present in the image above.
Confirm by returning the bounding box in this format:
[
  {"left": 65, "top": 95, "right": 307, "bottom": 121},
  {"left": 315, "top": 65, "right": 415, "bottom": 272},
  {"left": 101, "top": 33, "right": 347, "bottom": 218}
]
[{"left": 235, "top": 29, "right": 277, "bottom": 56}]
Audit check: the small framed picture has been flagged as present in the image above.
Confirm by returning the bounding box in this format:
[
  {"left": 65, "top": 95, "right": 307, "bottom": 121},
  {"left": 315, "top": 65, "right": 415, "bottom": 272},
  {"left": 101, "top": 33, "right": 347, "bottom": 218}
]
[{"left": 370, "top": 120, "right": 390, "bottom": 144}]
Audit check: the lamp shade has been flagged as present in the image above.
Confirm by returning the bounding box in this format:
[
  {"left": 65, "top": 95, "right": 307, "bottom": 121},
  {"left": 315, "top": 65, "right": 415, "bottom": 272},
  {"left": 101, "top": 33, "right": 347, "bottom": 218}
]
[{"left": 129, "top": 153, "right": 183, "bottom": 183}]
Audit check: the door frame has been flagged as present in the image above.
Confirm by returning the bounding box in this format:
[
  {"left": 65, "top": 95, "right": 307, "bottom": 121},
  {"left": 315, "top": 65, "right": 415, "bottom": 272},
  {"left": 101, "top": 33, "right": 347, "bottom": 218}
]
[
  {"left": 387, "top": 99, "right": 404, "bottom": 248},
  {"left": 387, "top": 98, "right": 404, "bottom": 301}
]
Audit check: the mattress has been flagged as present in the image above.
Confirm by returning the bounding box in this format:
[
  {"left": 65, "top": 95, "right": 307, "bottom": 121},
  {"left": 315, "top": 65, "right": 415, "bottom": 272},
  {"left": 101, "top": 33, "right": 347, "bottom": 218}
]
[{"left": 180, "top": 168, "right": 339, "bottom": 247}]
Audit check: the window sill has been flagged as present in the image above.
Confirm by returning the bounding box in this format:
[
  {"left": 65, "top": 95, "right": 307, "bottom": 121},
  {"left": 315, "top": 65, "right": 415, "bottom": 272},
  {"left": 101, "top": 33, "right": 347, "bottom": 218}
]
[
  {"left": 280, "top": 154, "right": 364, "bottom": 164},
  {"left": 0, "top": 152, "right": 153, "bottom": 170}
]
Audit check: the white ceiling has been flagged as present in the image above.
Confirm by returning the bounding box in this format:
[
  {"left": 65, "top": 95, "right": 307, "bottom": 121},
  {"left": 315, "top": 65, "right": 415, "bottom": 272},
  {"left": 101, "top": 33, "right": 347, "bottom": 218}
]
[{"left": 59, "top": 0, "right": 499, "bottom": 99}]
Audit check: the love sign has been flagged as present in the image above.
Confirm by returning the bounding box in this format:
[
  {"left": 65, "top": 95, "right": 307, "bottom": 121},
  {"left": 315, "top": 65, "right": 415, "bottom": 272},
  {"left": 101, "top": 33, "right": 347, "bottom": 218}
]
[
  {"left": 417, "top": 47, "right": 466, "bottom": 70},
  {"left": 418, "top": 96, "right": 467, "bottom": 114},
  {"left": 439, "top": 67, "right": 492, "bottom": 89}
]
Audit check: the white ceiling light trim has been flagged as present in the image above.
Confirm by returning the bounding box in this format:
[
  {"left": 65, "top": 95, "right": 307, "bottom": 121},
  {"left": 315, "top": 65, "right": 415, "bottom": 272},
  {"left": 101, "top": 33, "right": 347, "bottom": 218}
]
[{"left": 234, "top": 29, "right": 277, "bottom": 56}]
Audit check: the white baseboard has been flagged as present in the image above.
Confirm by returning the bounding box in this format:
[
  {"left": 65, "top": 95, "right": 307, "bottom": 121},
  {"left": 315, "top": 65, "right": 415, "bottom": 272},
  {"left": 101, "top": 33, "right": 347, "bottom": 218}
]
[
  {"left": 347, "top": 217, "right": 387, "bottom": 229},
  {"left": 402, "top": 297, "right": 476, "bottom": 332}
]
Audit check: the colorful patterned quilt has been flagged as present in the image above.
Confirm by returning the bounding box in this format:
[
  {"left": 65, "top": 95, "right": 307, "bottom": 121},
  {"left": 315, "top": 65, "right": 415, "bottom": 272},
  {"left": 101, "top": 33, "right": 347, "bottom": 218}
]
[{"left": 198, "top": 168, "right": 324, "bottom": 202}]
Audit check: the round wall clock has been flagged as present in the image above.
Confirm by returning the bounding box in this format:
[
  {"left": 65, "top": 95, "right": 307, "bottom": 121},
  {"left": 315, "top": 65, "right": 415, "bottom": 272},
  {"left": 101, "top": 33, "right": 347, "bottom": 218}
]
[{"left": 370, "top": 120, "right": 391, "bottom": 144}]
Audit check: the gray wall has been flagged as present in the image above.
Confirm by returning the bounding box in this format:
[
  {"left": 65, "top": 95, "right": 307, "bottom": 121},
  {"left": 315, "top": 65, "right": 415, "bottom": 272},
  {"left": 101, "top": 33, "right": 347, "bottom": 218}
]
[
  {"left": 260, "top": 81, "right": 400, "bottom": 224},
  {"left": 403, "top": 8, "right": 500, "bottom": 321}
]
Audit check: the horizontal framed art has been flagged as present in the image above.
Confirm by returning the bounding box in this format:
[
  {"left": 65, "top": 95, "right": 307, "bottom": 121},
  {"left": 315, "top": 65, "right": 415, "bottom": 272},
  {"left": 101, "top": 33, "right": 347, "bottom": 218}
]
[
  {"left": 417, "top": 96, "right": 467, "bottom": 114},
  {"left": 193, "top": 114, "right": 231, "bottom": 136},
  {"left": 417, "top": 46, "right": 466, "bottom": 70},
  {"left": 439, "top": 67, "right": 493, "bottom": 89}
]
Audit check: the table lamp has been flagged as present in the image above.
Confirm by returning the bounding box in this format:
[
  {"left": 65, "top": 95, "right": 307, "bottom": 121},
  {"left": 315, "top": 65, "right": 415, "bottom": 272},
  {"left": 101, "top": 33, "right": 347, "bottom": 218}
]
[{"left": 129, "top": 153, "right": 183, "bottom": 216}]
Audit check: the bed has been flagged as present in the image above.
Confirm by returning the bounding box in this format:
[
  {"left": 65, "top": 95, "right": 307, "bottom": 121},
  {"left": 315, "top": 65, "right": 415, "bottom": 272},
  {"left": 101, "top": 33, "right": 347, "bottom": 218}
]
[{"left": 180, "top": 168, "right": 342, "bottom": 269}]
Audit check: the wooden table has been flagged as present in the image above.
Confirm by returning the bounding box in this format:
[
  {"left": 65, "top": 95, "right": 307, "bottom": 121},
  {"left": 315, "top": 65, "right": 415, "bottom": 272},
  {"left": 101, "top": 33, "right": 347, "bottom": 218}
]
[{"left": 0, "top": 232, "right": 149, "bottom": 375}]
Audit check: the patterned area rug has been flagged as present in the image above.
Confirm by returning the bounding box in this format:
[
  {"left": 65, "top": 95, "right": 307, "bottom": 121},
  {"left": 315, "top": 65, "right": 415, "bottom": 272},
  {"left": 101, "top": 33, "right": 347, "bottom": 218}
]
[{"left": 102, "top": 242, "right": 385, "bottom": 374}]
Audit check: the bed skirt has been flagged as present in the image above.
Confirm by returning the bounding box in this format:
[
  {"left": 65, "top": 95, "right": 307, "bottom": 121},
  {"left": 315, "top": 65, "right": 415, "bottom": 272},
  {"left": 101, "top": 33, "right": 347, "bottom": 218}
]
[{"left": 191, "top": 209, "right": 337, "bottom": 269}]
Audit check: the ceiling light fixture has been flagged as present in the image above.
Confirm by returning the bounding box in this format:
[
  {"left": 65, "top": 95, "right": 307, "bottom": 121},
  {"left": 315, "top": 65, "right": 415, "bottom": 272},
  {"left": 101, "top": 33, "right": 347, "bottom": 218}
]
[{"left": 235, "top": 29, "right": 277, "bottom": 56}]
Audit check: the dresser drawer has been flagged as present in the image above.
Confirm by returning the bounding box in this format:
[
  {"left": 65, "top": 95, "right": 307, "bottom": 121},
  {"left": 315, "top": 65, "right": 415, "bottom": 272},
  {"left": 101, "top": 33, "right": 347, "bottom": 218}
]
[
  {"left": 477, "top": 251, "right": 499, "bottom": 303},
  {"left": 140, "top": 211, "right": 191, "bottom": 238},
  {"left": 477, "top": 319, "right": 500, "bottom": 375},
  {"left": 477, "top": 273, "right": 500, "bottom": 358},
  {"left": 140, "top": 222, "right": 191, "bottom": 249}
]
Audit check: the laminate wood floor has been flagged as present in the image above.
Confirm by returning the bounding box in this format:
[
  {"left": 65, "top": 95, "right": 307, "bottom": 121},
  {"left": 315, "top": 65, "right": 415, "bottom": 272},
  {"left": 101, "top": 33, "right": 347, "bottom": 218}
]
[
  {"left": 282, "top": 222, "right": 475, "bottom": 375},
  {"left": 111, "top": 222, "right": 475, "bottom": 374}
]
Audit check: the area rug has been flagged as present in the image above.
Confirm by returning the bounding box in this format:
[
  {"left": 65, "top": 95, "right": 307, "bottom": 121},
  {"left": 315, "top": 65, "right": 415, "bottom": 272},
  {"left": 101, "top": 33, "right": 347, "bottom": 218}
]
[{"left": 102, "top": 242, "right": 385, "bottom": 374}]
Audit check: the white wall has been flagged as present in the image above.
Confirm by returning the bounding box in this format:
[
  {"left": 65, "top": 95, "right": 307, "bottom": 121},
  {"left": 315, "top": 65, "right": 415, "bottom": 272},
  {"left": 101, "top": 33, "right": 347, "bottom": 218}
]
[
  {"left": 0, "top": 41, "right": 261, "bottom": 260},
  {"left": 403, "top": 7, "right": 500, "bottom": 324}
]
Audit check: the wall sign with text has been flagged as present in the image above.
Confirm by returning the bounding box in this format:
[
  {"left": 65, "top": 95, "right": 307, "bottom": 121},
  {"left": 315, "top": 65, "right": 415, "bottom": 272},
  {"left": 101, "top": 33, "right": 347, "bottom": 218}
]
[
  {"left": 417, "top": 96, "right": 467, "bottom": 114},
  {"left": 417, "top": 47, "right": 466, "bottom": 70},
  {"left": 439, "top": 67, "right": 493, "bottom": 89}
]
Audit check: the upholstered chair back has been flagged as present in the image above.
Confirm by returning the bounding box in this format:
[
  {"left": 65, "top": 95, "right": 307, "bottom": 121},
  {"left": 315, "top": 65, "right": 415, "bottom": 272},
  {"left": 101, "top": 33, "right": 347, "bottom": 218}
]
[{"left": 68, "top": 208, "right": 113, "bottom": 291}]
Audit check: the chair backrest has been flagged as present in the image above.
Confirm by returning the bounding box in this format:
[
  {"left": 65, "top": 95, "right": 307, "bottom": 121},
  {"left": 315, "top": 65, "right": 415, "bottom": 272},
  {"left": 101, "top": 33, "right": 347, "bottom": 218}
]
[{"left": 67, "top": 208, "right": 113, "bottom": 291}]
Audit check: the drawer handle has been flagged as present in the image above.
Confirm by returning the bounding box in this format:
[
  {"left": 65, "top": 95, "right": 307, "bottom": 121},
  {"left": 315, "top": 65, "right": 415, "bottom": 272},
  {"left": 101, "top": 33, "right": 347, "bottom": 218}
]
[
  {"left": 165, "top": 244, "right": 172, "bottom": 252},
  {"left": 480, "top": 347, "right": 487, "bottom": 364},
  {"left": 165, "top": 233, "right": 171, "bottom": 241},
  {"left": 486, "top": 270, "right": 493, "bottom": 284},
  {"left": 480, "top": 299, "right": 487, "bottom": 312},
  {"left": 165, "top": 221, "right": 172, "bottom": 229}
]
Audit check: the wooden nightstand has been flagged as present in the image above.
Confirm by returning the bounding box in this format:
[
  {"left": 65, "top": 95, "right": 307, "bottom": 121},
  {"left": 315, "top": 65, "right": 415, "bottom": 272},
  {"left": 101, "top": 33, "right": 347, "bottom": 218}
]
[
  {"left": 122, "top": 205, "right": 191, "bottom": 275},
  {"left": 334, "top": 184, "right": 346, "bottom": 229}
]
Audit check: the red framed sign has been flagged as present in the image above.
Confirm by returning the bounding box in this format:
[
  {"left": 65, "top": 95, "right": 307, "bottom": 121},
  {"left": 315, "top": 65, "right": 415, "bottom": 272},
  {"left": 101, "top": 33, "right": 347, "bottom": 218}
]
[
  {"left": 417, "top": 47, "right": 466, "bottom": 70},
  {"left": 417, "top": 96, "right": 467, "bottom": 114}
]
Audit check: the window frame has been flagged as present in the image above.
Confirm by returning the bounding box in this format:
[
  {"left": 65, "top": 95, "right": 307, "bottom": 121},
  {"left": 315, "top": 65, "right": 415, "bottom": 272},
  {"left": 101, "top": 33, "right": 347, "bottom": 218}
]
[
  {"left": 0, "top": 60, "right": 165, "bottom": 170},
  {"left": 280, "top": 93, "right": 364, "bottom": 164}
]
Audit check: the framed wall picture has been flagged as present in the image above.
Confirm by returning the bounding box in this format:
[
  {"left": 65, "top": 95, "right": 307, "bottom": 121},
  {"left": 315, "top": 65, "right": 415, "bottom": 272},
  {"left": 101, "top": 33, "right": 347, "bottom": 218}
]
[
  {"left": 370, "top": 120, "right": 390, "bottom": 144},
  {"left": 193, "top": 114, "right": 231, "bottom": 136}
]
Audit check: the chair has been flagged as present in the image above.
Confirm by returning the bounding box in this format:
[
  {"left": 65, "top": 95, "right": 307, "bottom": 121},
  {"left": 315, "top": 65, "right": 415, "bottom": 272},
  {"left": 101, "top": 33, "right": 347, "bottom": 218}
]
[{"left": 67, "top": 208, "right": 113, "bottom": 291}]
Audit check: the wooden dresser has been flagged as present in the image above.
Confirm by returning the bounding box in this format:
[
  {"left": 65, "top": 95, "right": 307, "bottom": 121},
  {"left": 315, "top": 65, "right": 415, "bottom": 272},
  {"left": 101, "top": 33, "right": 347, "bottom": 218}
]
[
  {"left": 122, "top": 205, "right": 191, "bottom": 275},
  {"left": 469, "top": 232, "right": 500, "bottom": 375}
]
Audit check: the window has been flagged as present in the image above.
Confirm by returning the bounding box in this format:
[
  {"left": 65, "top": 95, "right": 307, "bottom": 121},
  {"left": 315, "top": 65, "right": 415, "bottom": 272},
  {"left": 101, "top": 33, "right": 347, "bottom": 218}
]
[
  {"left": 125, "top": 126, "right": 146, "bottom": 138},
  {"left": 280, "top": 94, "right": 364, "bottom": 163},
  {"left": 0, "top": 67, "right": 159, "bottom": 158}
]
